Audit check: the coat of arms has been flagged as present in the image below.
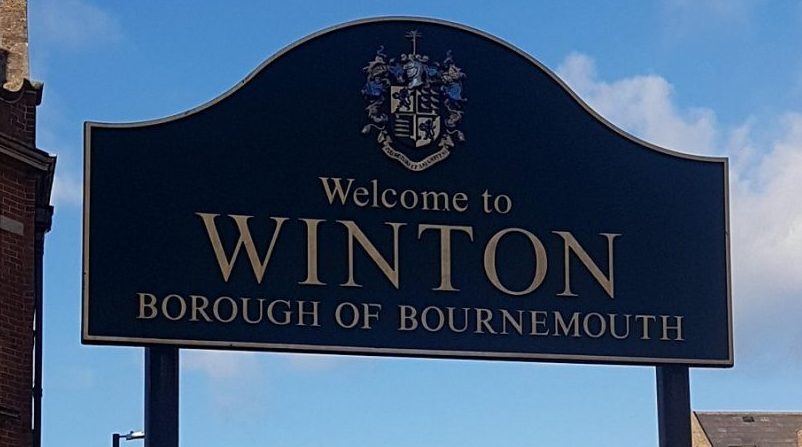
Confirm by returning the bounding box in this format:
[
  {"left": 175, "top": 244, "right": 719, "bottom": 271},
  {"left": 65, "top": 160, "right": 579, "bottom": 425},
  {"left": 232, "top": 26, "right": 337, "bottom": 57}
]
[{"left": 361, "top": 31, "right": 466, "bottom": 171}]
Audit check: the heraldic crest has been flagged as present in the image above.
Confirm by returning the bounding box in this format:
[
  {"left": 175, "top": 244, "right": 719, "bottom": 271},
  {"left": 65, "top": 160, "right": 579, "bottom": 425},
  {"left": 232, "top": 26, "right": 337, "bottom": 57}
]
[{"left": 361, "top": 30, "right": 467, "bottom": 171}]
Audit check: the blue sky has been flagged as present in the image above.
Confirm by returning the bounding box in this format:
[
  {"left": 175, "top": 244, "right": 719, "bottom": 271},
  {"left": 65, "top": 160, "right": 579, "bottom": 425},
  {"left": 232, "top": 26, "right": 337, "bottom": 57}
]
[{"left": 27, "top": 1, "right": 802, "bottom": 446}]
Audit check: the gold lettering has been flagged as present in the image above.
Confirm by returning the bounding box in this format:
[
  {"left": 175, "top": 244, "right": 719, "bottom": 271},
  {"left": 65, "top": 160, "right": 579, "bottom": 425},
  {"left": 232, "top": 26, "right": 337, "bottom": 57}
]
[
  {"left": 446, "top": 307, "right": 469, "bottom": 332},
  {"left": 474, "top": 308, "right": 497, "bottom": 334},
  {"left": 636, "top": 315, "right": 656, "bottom": 340},
  {"left": 266, "top": 300, "right": 292, "bottom": 325},
  {"left": 553, "top": 231, "right": 620, "bottom": 298},
  {"left": 335, "top": 302, "right": 360, "bottom": 328},
  {"left": 361, "top": 303, "right": 381, "bottom": 329},
  {"left": 353, "top": 187, "right": 370, "bottom": 207},
  {"left": 530, "top": 311, "right": 549, "bottom": 336},
  {"left": 484, "top": 228, "right": 548, "bottom": 296},
  {"left": 212, "top": 296, "right": 238, "bottom": 323},
  {"left": 582, "top": 312, "right": 607, "bottom": 338},
  {"left": 554, "top": 312, "right": 581, "bottom": 337},
  {"left": 161, "top": 294, "right": 187, "bottom": 321},
  {"left": 299, "top": 218, "right": 326, "bottom": 286},
  {"left": 137, "top": 293, "right": 158, "bottom": 319},
  {"left": 421, "top": 306, "right": 445, "bottom": 332},
  {"left": 338, "top": 220, "right": 405, "bottom": 288},
  {"left": 381, "top": 188, "right": 397, "bottom": 208},
  {"left": 297, "top": 301, "right": 320, "bottom": 327},
  {"left": 418, "top": 223, "right": 474, "bottom": 292},
  {"left": 452, "top": 192, "right": 468, "bottom": 212},
  {"left": 499, "top": 309, "right": 524, "bottom": 335},
  {"left": 421, "top": 191, "right": 450, "bottom": 211},
  {"left": 190, "top": 295, "right": 213, "bottom": 322},
  {"left": 609, "top": 314, "right": 631, "bottom": 340},
  {"left": 240, "top": 298, "right": 264, "bottom": 324},
  {"left": 318, "top": 177, "right": 354, "bottom": 205},
  {"left": 196, "top": 213, "right": 288, "bottom": 284},
  {"left": 398, "top": 305, "right": 418, "bottom": 331},
  {"left": 370, "top": 179, "right": 380, "bottom": 208},
  {"left": 400, "top": 190, "right": 418, "bottom": 209},
  {"left": 660, "top": 315, "right": 684, "bottom": 341}
]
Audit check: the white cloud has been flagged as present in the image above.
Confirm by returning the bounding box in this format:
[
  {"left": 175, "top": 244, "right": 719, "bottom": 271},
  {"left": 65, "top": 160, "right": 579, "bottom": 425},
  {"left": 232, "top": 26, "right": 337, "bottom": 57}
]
[
  {"left": 556, "top": 52, "right": 802, "bottom": 364},
  {"left": 182, "top": 349, "right": 347, "bottom": 381},
  {"left": 34, "top": 0, "right": 122, "bottom": 51},
  {"left": 557, "top": 52, "right": 718, "bottom": 155},
  {"left": 730, "top": 113, "right": 802, "bottom": 297},
  {"left": 51, "top": 173, "right": 82, "bottom": 206},
  {"left": 182, "top": 350, "right": 273, "bottom": 413},
  {"left": 182, "top": 350, "right": 258, "bottom": 380}
]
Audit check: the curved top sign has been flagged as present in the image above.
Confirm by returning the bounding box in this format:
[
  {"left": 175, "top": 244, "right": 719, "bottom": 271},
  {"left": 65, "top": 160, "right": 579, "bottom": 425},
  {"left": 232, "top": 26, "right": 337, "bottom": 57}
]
[{"left": 84, "top": 18, "right": 732, "bottom": 366}]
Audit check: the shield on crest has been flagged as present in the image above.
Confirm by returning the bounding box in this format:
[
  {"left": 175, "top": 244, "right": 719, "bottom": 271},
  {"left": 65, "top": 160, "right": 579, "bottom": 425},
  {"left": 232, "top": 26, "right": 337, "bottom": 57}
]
[{"left": 390, "top": 86, "right": 441, "bottom": 147}]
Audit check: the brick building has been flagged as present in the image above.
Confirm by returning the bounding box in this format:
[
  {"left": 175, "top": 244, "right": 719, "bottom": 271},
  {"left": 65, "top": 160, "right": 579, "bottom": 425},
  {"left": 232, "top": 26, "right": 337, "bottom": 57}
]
[{"left": 0, "top": 1, "right": 55, "bottom": 447}]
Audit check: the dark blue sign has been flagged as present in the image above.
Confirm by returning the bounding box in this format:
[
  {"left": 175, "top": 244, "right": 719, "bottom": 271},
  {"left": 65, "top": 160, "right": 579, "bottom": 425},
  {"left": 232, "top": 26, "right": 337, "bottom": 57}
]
[{"left": 83, "top": 18, "right": 731, "bottom": 366}]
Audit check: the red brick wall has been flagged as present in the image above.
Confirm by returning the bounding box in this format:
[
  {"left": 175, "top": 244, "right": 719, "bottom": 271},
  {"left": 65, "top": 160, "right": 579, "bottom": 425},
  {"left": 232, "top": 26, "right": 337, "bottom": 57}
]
[
  {"left": 0, "top": 155, "right": 36, "bottom": 447},
  {"left": 1, "top": 1, "right": 45, "bottom": 444},
  {"left": 0, "top": 79, "right": 40, "bottom": 447}
]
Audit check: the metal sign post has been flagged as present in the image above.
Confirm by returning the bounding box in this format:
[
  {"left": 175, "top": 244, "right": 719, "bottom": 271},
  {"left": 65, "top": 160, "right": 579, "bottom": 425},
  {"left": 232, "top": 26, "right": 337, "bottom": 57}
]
[
  {"left": 144, "top": 347, "right": 179, "bottom": 447},
  {"left": 656, "top": 366, "right": 691, "bottom": 447}
]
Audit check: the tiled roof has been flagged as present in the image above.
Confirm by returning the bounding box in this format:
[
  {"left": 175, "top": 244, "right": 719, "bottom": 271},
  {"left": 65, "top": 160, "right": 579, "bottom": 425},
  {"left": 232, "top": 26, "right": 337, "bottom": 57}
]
[{"left": 696, "top": 412, "right": 802, "bottom": 447}]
